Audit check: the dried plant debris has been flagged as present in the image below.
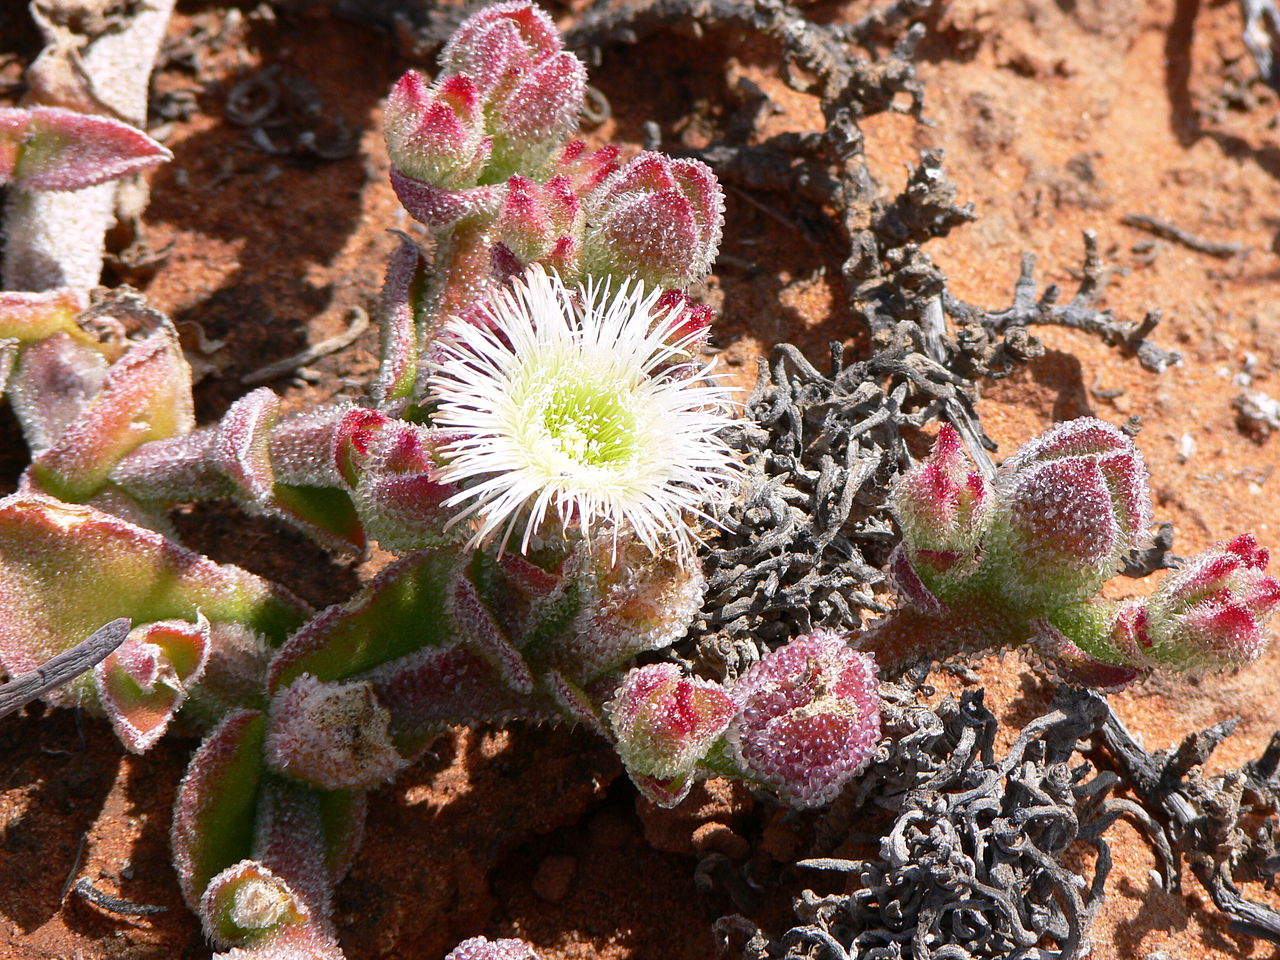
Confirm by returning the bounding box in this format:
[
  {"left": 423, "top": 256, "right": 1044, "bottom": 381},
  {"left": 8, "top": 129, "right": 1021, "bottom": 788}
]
[
  {"left": 943, "top": 231, "right": 1182, "bottom": 379},
  {"left": 720, "top": 688, "right": 1280, "bottom": 960},
  {"left": 224, "top": 64, "right": 358, "bottom": 161},
  {"left": 719, "top": 686, "right": 1157, "bottom": 960},
  {"left": 1094, "top": 692, "right": 1280, "bottom": 943},
  {"left": 690, "top": 330, "right": 973, "bottom": 674}
]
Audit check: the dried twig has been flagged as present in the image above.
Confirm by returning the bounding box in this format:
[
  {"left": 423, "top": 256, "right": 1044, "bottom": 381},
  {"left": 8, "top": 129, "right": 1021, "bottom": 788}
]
[
  {"left": 241, "top": 307, "right": 370, "bottom": 385},
  {"left": 1092, "top": 692, "right": 1280, "bottom": 943},
  {"left": 945, "top": 232, "right": 1183, "bottom": 375},
  {"left": 0, "top": 619, "right": 131, "bottom": 720},
  {"left": 73, "top": 877, "right": 166, "bottom": 917},
  {"left": 1121, "top": 213, "right": 1245, "bottom": 259}
]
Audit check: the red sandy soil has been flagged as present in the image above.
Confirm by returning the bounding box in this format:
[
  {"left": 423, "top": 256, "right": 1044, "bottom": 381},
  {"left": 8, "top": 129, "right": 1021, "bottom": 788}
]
[{"left": 4, "top": 0, "right": 1280, "bottom": 958}]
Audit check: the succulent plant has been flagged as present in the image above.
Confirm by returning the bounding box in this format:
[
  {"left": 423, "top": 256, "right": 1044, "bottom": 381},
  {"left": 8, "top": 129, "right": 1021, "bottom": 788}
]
[{"left": 1, "top": 4, "right": 1276, "bottom": 960}]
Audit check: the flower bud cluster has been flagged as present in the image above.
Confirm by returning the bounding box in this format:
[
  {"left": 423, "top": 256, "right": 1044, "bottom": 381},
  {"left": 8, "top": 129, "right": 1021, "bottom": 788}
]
[
  {"left": 606, "top": 630, "right": 881, "bottom": 808},
  {"left": 384, "top": 2, "right": 584, "bottom": 188},
  {"left": 383, "top": 1, "right": 724, "bottom": 301},
  {"left": 882, "top": 418, "right": 1279, "bottom": 683}
]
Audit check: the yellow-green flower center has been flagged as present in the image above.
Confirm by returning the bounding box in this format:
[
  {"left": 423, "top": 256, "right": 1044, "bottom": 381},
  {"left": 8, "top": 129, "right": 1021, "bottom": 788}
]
[{"left": 540, "top": 376, "right": 638, "bottom": 468}]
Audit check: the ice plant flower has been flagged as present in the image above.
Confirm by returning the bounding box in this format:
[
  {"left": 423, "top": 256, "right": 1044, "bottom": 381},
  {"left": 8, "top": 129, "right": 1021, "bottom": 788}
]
[{"left": 427, "top": 265, "right": 740, "bottom": 554}]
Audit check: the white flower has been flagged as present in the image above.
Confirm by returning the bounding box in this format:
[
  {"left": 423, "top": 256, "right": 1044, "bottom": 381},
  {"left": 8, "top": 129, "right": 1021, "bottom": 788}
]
[{"left": 427, "top": 265, "right": 741, "bottom": 554}]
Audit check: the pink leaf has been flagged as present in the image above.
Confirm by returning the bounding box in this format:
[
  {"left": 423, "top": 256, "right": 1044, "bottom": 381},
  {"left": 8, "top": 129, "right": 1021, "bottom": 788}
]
[
  {"left": 6, "top": 332, "right": 110, "bottom": 453},
  {"left": 0, "top": 106, "right": 171, "bottom": 192},
  {"left": 373, "top": 238, "right": 428, "bottom": 406}
]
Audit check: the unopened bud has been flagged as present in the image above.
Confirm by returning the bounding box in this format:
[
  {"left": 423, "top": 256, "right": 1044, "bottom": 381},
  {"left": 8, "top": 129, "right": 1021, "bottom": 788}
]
[
  {"left": 582, "top": 152, "right": 724, "bottom": 288},
  {"left": 1141, "top": 534, "right": 1280, "bottom": 671},
  {"left": 891, "top": 424, "right": 991, "bottom": 589},
  {"left": 494, "top": 174, "right": 582, "bottom": 268},
  {"left": 992, "top": 418, "right": 1150, "bottom": 606},
  {"left": 558, "top": 140, "right": 620, "bottom": 195},
  {"left": 606, "top": 663, "right": 734, "bottom": 805},
  {"left": 445, "top": 937, "right": 539, "bottom": 960},
  {"left": 384, "top": 72, "right": 490, "bottom": 189},
  {"left": 728, "top": 630, "right": 879, "bottom": 808},
  {"left": 439, "top": 2, "right": 562, "bottom": 98},
  {"left": 489, "top": 52, "right": 586, "bottom": 177}
]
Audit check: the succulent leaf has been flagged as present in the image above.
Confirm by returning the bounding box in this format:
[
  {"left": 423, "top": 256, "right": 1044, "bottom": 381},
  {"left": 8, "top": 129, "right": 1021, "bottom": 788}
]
[
  {"left": 268, "top": 550, "right": 462, "bottom": 692},
  {"left": 95, "top": 615, "right": 212, "bottom": 752},
  {"left": 27, "top": 325, "right": 193, "bottom": 502},
  {"left": 0, "top": 495, "right": 309, "bottom": 707},
  {"left": 172, "top": 710, "right": 268, "bottom": 909},
  {"left": 0, "top": 106, "right": 170, "bottom": 191}
]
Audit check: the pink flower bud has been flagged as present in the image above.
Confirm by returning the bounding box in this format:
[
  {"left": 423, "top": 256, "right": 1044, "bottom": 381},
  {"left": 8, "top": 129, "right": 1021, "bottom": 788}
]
[
  {"left": 992, "top": 418, "right": 1151, "bottom": 605},
  {"left": 490, "top": 51, "right": 586, "bottom": 174},
  {"left": 652, "top": 290, "right": 713, "bottom": 356},
  {"left": 1140, "top": 534, "right": 1280, "bottom": 671},
  {"left": 384, "top": 72, "right": 490, "bottom": 188},
  {"left": 445, "top": 937, "right": 539, "bottom": 960},
  {"left": 439, "top": 2, "right": 563, "bottom": 98},
  {"left": 494, "top": 174, "right": 583, "bottom": 267},
  {"left": 728, "top": 630, "right": 879, "bottom": 808},
  {"left": 606, "top": 663, "right": 735, "bottom": 806},
  {"left": 582, "top": 152, "right": 725, "bottom": 288},
  {"left": 891, "top": 424, "right": 991, "bottom": 586},
  {"left": 558, "top": 141, "right": 620, "bottom": 195}
]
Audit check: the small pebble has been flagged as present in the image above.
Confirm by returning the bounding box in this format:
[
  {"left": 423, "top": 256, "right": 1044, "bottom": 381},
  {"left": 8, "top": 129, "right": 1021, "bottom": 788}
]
[
  {"left": 692, "top": 822, "right": 749, "bottom": 861},
  {"left": 531, "top": 854, "right": 576, "bottom": 903}
]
